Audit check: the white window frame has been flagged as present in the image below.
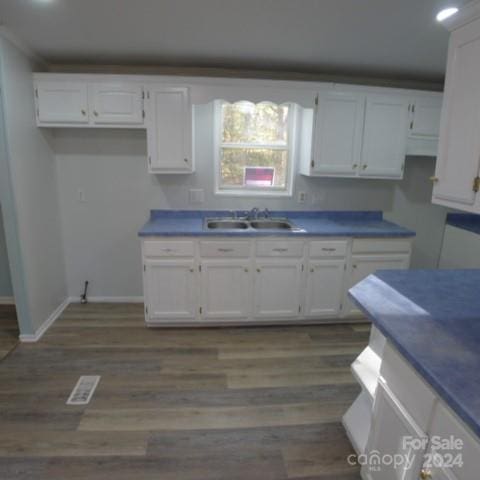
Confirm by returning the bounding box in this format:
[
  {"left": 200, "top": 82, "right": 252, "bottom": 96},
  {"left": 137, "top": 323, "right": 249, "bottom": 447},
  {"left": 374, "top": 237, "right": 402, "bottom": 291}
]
[{"left": 213, "top": 100, "right": 297, "bottom": 197}]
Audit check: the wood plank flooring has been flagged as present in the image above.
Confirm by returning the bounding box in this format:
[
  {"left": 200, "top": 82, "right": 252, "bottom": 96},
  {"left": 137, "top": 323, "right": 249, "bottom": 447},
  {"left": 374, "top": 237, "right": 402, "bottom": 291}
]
[
  {"left": 0, "top": 303, "right": 369, "bottom": 480},
  {"left": 0, "top": 305, "right": 18, "bottom": 360}
]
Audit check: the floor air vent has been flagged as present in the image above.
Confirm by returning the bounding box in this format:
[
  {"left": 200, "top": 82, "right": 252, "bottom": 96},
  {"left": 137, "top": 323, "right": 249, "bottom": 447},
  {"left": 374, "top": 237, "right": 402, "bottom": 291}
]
[{"left": 66, "top": 375, "right": 101, "bottom": 405}]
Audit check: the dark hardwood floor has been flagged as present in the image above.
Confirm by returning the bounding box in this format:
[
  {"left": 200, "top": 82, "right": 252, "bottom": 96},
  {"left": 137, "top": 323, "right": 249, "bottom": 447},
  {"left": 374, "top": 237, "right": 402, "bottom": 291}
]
[
  {"left": 0, "top": 303, "right": 369, "bottom": 479},
  {"left": 0, "top": 305, "right": 18, "bottom": 360}
]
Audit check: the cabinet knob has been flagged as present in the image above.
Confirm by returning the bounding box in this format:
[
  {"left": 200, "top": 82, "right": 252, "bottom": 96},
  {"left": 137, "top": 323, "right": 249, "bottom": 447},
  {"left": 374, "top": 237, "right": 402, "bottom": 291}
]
[
  {"left": 352, "top": 264, "right": 357, "bottom": 269},
  {"left": 81, "top": 109, "right": 86, "bottom": 116},
  {"left": 244, "top": 268, "right": 249, "bottom": 273},
  {"left": 256, "top": 268, "right": 261, "bottom": 273},
  {"left": 184, "top": 158, "right": 189, "bottom": 163},
  {"left": 93, "top": 110, "right": 98, "bottom": 117},
  {"left": 189, "top": 268, "right": 194, "bottom": 273},
  {"left": 352, "top": 164, "right": 358, "bottom": 169},
  {"left": 362, "top": 165, "right": 368, "bottom": 170},
  {"left": 310, "top": 268, "right": 315, "bottom": 273},
  {"left": 429, "top": 176, "right": 439, "bottom": 183},
  {"left": 419, "top": 470, "right": 432, "bottom": 480}
]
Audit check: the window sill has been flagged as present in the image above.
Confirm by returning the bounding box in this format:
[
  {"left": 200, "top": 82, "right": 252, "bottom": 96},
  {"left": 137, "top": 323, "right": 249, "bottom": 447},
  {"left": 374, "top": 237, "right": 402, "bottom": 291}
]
[{"left": 214, "top": 189, "right": 293, "bottom": 198}]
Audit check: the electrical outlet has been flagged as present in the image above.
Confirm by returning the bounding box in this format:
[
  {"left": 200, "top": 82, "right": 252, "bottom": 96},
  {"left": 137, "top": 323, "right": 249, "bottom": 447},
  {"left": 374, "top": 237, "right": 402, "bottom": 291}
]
[{"left": 297, "top": 191, "right": 307, "bottom": 204}]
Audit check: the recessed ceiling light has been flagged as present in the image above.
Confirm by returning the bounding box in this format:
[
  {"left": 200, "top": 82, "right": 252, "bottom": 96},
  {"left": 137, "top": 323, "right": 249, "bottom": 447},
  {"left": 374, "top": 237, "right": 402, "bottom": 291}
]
[{"left": 436, "top": 7, "right": 459, "bottom": 22}]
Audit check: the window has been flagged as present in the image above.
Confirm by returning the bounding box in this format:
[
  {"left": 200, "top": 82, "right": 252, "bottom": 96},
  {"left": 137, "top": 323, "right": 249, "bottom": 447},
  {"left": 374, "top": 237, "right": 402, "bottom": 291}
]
[{"left": 215, "top": 101, "right": 296, "bottom": 196}]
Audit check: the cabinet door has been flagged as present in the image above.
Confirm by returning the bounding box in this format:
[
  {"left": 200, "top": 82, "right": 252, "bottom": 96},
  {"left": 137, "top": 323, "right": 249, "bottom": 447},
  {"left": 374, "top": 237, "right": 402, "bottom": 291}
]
[
  {"left": 409, "top": 96, "right": 442, "bottom": 139},
  {"left": 343, "top": 254, "right": 410, "bottom": 317},
  {"left": 304, "top": 259, "right": 345, "bottom": 318},
  {"left": 200, "top": 260, "right": 251, "bottom": 321},
  {"left": 36, "top": 81, "right": 88, "bottom": 124},
  {"left": 433, "top": 18, "right": 480, "bottom": 208},
  {"left": 254, "top": 260, "right": 303, "bottom": 319},
  {"left": 360, "top": 94, "right": 409, "bottom": 178},
  {"left": 144, "top": 260, "right": 197, "bottom": 322},
  {"left": 312, "top": 92, "right": 364, "bottom": 176},
  {"left": 146, "top": 86, "right": 193, "bottom": 173},
  {"left": 91, "top": 83, "right": 144, "bottom": 125},
  {"left": 362, "top": 381, "right": 427, "bottom": 480}
]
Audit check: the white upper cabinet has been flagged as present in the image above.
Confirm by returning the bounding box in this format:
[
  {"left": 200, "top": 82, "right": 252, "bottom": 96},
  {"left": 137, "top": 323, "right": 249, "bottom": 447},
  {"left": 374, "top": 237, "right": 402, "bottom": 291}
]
[
  {"left": 35, "top": 78, "right": 145, "bottom": 128},
  {"left": 35, "top": 81, "right": 89, "bottom": 124},
  {"left": 301, "top": 90, "right": 416, "bottom": 179},
  {"left": 360, "top": 94, "right": 410, "bottom": 178},
  {"left": 90, "top": 83, "right": 144, "bottom": 125},
  {"left": 311, "top": 91, "right": 365, "bottom": 176},
  {"left": 146, "top": 86, "right": 193, "bottom": 174},
  {"left": 408, "top": 95, "right": 442, "bottom": 140},
  {"left": 433, "top": 15, "right": 480, "bottom": 212}
]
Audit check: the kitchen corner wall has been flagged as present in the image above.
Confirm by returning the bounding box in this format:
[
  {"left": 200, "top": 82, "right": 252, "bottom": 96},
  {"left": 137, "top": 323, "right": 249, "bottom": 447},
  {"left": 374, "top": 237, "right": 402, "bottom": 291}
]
[
  {"left": 0, "top": 204, "right": 13, "bottom": 298},
  {"left": 54, "top": 103, "right": 448, "bottom": 299},
  {"left": 0, "top": 37, "right": 67, "bottom": 333}
]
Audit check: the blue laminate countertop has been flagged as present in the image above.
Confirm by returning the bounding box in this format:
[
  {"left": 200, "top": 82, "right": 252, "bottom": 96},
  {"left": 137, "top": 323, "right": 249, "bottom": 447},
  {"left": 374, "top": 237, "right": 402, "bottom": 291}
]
[
  {"left": 447, "top": 213, "right": 480, "bottom": 235},
  {"left": 138, "top": 210, "right": 415, "bottom": 237},
  {"left": 349, "top": 269, "right": 480, "bottom": 438}
]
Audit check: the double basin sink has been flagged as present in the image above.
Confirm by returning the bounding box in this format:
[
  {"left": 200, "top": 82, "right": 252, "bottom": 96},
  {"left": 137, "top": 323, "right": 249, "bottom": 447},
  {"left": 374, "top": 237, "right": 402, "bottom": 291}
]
[{"left": 205, "top": 217, "right": 299, "bottom": 231}]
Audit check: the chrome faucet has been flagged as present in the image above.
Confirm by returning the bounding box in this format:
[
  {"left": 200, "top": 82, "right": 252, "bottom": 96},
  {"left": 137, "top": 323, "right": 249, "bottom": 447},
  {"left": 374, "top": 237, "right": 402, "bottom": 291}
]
[
  {"left": 247, "top": 207, "right": 260, "bottom": 220},
  {"left": 262, "top": 208, "right": 271, "bottom": 219}
]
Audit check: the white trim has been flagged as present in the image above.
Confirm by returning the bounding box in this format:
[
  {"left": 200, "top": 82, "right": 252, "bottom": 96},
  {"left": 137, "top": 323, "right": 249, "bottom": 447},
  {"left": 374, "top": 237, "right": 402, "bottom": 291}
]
[
  {"left": 0, "top": 296, "right": 14, "bottom": 305},
  {"left": 19, "top": 297, "right": 70, "bottom": 343},
  {"left": 68, "top": 296, "right": 144, "bottom": 304}
]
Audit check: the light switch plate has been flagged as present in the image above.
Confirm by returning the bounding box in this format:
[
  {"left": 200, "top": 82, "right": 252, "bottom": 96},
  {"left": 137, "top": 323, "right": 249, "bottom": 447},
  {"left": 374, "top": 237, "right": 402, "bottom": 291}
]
[{"left": 189, "top": 189, "right": 205, "bottom": 204}]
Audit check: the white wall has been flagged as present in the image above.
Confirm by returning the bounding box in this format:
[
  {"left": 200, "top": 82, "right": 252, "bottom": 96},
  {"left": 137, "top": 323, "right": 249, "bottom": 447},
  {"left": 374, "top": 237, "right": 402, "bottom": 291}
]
[
  {"left": 385, "top": 156, "right": 449, "bottom": 269},
  {"left": 0, "top": 37, "right": 67, "bottom": 332},
  {"left": 53, "top": 103, "right": 447, "bottom": 299},
  {"left": 0, "top": 204, "right": 13, "bottom": 298}
]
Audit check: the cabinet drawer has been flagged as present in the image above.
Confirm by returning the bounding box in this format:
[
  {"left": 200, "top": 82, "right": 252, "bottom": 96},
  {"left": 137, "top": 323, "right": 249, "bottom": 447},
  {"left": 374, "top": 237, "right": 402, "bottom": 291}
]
[
  {"left": 309, "top": 240, "right": 348, "bottom": 258},
  {"left": 256, "top": 240, "right": 304, "bottom": 257},
  {"left": 352, "top": 238, "right": 411, "bottom": 254},
  {"left": 143, "top": 240, "right": 195, "bottom": 258},
  {"left": 380, "top": 343, "right": 436, "bottom": 432},
  {"left": 200, "top": 240, "right": 251, "bottom": 258}
]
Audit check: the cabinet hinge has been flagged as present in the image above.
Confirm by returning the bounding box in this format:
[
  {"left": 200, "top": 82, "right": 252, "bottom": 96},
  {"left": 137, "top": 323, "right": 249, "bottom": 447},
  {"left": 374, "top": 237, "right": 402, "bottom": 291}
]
[
  {"left": 314, "top": 95, "right": 319, "bottom": 106},
  {"left": 344, "top": 264, "right": 347, "bottom": 271},
  {"left": 35, "top": 88, "right": 38, "bottom": 98},
  {"left": 302, "top": 264, "right": 304, "bottom": 272},
  {"left": 36, "top": 108, "right": 40, "bottom": 118},
  {"left": 148, "top": 156, "right": 151, "bottom": 166},
  {"left": 142, "top": 110, "right": 145, "bottom": 119},
  {"left": 147, "top": 91, "right": 150, "bottom": 99},
  {"left": 199, "top": 265, "right": 202, "bottom": 272},
  {"left": 473, "top": 176, "right": 480, "bottom": 193},
  {"left": 311, "top": 160, "right": 315, "bottom": 168},
  {"left": 412, "top": 104, "right": 415, "bottom": 113},
  {"left": 410, "top": 120, "right": 414, "bottom": 130},
  {"left": 143, "top": 264, "right": 146, "bottom": 272},
  {"left": 145, "top": 306, "right": 148, "bottom": 314},
  {"left": 142, "top": 90, "right": 145, "bottom": 100},
  {"left": 199, "top": 306, "right": 203, "bottom": 314},
  {"left": 298, "top": 305, "right": 301, "bottom": 313},
  {"left": 408, "top": 104, "right": 411, "bottom": 113}
]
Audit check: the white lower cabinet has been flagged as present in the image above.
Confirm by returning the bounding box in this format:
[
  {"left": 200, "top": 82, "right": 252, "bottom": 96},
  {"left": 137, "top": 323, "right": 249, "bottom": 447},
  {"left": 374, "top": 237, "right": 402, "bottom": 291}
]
[
  {"left": 305, "top": 259, "right": 345, "bottom": 318},
  {"left": 200, "top": 260, "right": 251, "bottom": 321},
  {"left": 343, "top": 253, "right": 411, "bottom": 317},
  {"left": 254, "top": 260, "right": 303, "bottom": 319},
  {"left": 362, "top": 381, "right": 428, "bottom": 480},
  {"left": 142, "top": 236, "right": 411, "bottom": 325},
  {"left": 144, "top": 260, "right": 197, "bottom": 323}
]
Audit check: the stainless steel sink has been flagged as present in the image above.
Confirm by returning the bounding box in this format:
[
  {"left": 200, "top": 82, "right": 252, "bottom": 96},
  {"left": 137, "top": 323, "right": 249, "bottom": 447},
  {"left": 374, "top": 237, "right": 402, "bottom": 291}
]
[
  {"left": 250, "top": 219, "right": 293, "bottom": 230},
  {"left": 205, "top": 219, "right": 249, "bottom": 230}
]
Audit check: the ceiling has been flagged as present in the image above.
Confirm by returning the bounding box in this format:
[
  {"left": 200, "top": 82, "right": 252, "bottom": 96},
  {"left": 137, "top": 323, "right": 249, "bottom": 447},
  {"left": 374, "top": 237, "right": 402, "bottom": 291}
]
[{"left": 0, "top": 0, "right": 469, "bottom": 85}]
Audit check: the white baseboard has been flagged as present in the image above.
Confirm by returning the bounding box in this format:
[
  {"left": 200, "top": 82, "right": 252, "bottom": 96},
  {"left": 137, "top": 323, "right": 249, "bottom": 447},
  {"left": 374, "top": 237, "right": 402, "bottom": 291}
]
[
  {"left": 19, "top": 297, "right": 70, "bottom": 343},
  {"left": 68, "top": 296, "right": 144, "bottom": 304},
  {"left": 0, "top": 296, "right": 15, "bottom": 305}
]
